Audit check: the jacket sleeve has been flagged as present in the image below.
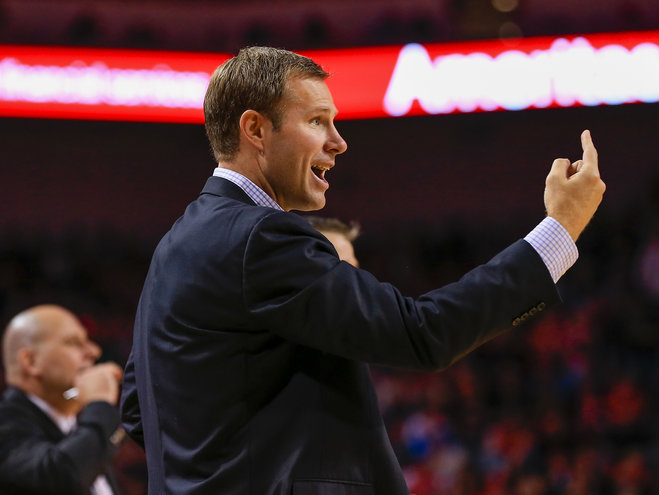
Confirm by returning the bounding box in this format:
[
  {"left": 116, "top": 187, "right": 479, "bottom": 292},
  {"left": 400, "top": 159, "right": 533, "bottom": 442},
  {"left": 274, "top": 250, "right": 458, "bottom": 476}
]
[
  {"left": 0, "top": 401, "right": 120, "bottom": 495},
  {"left": 120, "top": 348, "right": 144, "bottom": 448},
  {"left": 242, "top": 212, "right": 561, "bottom": 372}
]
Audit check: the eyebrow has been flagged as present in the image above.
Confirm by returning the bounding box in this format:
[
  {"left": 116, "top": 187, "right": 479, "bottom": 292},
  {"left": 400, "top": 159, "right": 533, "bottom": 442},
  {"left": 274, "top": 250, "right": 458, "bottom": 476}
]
[{"left": 310, "top": 106, "right": 338, "bottom": 117}]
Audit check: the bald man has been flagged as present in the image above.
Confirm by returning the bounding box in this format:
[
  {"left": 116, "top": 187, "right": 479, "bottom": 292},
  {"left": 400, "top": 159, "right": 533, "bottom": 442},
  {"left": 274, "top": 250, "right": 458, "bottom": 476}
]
[{"left": 0, "top": 305, "right": 123, "bottom": 495}]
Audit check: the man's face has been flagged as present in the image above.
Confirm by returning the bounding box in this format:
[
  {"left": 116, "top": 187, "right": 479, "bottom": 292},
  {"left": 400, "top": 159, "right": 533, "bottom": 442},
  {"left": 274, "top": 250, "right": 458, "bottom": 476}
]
[
  {"left": 322, "top": 230, "right": 359, "bottom": 268},
  {"left": 31, "top": 312, "right": 100, "bottom": 393},
  {"left": 261, "top": 76, "right": 347, "bottom": 211}
]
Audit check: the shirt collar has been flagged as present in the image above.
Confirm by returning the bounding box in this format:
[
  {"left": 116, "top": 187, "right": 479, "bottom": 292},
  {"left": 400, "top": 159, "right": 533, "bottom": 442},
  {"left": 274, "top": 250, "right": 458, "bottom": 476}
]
[
  {"left": 28, "top": 394, "right": 77, "bottom": 434},
  {"left": 213, "top": 168, "right": 283, "bottom": 211}
]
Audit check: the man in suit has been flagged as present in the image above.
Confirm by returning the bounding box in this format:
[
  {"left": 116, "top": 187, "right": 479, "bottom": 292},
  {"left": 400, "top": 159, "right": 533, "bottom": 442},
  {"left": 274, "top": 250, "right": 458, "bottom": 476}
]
[
  {"left": 0, "top": 305, "right": 123, "bottom": 495},
  {"left": 121, "top": 46, "right": 605, "bottom": 494}
]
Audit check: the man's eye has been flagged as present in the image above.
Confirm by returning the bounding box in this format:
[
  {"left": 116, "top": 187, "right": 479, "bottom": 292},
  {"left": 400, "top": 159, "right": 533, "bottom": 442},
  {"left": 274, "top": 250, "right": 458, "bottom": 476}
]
[{"left": 311, "top": 118, "right": 321, "bottom": 125}]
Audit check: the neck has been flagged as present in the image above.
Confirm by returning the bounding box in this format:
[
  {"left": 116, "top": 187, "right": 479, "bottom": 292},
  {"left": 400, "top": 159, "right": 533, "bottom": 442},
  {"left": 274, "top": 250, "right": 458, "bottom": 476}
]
[
  {"left": 217, "top": 157, "right": 260, "bottom": 184},
  {"left": 218, "top": 158, "right": 281, "bottom": 209},
  {"left": 41, "top": 391, "right": 80, "bottom": 416},
  {"left": 14, "top": 381, "right": 80, "bottom": 416}
]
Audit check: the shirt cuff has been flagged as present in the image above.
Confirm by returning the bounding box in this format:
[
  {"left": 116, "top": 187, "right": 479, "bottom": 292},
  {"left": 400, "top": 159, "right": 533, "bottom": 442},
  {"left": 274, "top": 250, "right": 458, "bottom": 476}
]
[{"left": 524, "top": 217, "right": 578, "bottom": 283}]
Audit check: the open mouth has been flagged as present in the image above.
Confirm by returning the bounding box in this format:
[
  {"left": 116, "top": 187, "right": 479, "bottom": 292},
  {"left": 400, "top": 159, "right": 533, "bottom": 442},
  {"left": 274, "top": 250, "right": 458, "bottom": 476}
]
[{"left": 311, "top": 165, "right": 329, "bottom": 183}]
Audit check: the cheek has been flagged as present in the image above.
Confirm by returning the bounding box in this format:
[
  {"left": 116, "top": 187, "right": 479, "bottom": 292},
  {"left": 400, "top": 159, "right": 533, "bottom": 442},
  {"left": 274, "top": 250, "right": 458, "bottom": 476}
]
[
  {"left": 37, "top": 350, "right": 74, "bottom": 372},
  {"left": 30, "top": 353, "right": 57, "bottom": 379},
  {"left": 31, "top": 349, "right": 53, "bottom": 369}
]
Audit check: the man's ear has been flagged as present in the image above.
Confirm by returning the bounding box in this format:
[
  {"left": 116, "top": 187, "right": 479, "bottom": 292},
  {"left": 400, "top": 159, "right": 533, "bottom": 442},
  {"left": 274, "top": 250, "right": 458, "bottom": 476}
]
[
  {"left": 239, "top": 110, "right": 268, "bottom": 154},
  {"left": 16, "top": 348, "right": 39, "bottom": 377}
]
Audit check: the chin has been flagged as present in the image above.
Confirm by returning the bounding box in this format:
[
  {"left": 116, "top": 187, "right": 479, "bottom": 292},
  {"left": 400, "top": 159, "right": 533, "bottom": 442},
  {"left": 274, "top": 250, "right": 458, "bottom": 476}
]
[
  {"left": 307, "top": 201, "right": 326, "bottom": 212},
  {"left": 291, "top": 196, "right": 326, "bottom": 212}
]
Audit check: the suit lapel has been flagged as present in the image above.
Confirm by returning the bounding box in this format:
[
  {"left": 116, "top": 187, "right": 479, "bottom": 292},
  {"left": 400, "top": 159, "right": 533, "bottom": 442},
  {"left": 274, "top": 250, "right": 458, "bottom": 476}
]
[{"left": 3, "top": 386, "right": 65, "bottom": 441}]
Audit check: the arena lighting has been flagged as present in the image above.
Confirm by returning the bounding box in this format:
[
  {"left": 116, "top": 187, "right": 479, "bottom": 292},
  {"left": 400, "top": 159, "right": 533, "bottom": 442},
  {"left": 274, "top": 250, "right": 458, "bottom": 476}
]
[{"left": 0, "top": 30, "right": 658, "bottom": 123}]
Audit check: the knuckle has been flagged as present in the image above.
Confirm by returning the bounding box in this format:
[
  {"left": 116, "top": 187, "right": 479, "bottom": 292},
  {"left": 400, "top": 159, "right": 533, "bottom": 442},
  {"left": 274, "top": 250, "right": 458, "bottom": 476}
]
[{"left": 583, "top": 170, "right": 599, "bottom": 182}]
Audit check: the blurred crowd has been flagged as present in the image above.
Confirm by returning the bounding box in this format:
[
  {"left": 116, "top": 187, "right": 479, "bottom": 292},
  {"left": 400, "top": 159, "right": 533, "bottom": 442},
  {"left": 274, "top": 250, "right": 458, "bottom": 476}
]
[
  {"left": 1, "top": 0, "right": 657, "bottom": 55},
  {"left": 373, "top": 177, "right": 659, "bottom": 494},
  {"left": 0, "top": 174, "right": 657, "bottom": 494}
]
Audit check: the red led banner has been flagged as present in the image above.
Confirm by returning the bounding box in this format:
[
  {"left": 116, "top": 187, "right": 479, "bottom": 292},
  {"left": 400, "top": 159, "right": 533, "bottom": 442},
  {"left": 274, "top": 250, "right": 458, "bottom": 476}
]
[
  {"left": 1, "top": 30, "right": 658, "bottom": 123},
  {"left": 0, "top": 46, "right": 227, "bottom": 123}
]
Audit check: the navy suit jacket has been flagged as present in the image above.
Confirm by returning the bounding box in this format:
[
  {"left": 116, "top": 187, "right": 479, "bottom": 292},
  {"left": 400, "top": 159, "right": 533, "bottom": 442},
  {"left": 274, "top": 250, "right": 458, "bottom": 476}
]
[
  {"left": 0, "top": 386, "right": 120, "bottom": 495},
  {"left": 121, "top": 176, "right": 560, "bottom": 495}
]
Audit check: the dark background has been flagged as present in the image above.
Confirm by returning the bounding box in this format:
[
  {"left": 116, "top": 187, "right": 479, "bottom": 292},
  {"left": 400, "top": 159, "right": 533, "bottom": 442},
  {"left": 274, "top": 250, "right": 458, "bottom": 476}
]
[{"left": 2, "top": 102, "right": 656, "bottom": 244}]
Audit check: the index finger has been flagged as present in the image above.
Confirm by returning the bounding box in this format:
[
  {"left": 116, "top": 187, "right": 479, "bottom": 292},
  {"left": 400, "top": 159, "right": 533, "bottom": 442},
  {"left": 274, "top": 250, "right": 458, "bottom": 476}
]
[{"left": 581, "top": 129, "right": 598, "bottom": 168}]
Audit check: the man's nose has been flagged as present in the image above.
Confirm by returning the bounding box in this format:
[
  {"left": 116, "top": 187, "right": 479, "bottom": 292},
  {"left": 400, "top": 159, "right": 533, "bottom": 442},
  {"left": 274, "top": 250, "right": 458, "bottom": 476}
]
[
  {"left": 86, "top": 341, "right": 102, "bottom": 361},
  {"left": 327, "top": 126, "right": 348, "bottom": 155}
]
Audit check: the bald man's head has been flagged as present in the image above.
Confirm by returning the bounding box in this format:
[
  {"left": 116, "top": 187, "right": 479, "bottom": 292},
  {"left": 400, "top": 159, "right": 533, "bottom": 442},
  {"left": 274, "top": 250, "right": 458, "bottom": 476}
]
[
  {"left": 3, "top": 306, "right": 53, "bottom": 380},
  {"left": 2, "top": 305, "right": 100, "bottom": 390}
]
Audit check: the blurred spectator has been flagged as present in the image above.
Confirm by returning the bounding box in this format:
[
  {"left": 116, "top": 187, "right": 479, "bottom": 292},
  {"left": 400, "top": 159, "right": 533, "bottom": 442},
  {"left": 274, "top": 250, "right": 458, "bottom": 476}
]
[{"left": 0, "top": 305, "right": 123, "bottom": 495}]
